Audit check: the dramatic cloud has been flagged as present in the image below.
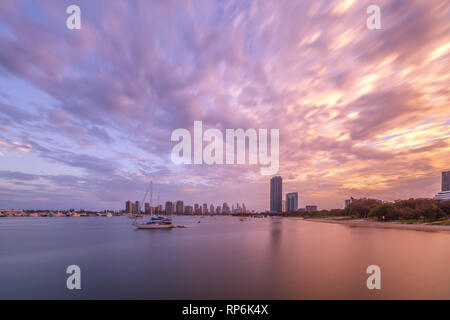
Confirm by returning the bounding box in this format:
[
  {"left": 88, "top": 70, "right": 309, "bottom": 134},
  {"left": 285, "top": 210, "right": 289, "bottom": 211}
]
[{"left": 0, "top": 0, "right": 449, "bottom": 210}]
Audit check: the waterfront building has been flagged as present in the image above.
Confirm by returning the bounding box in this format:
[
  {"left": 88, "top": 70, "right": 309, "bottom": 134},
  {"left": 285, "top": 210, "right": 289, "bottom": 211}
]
[
  {"left": 434, "top": 191, "right": 450, "bottom": 200},
  {"left": 270, "top": 176, "right": 282, "bottom": 213},
  {"left": 165, "top": 201, "right": 174, "bottom": 215},
  {"left": 176, "top": 200, "right": 184, "bottom": 214},
  {"left": 216, "top": 206, "right": 221, "bottom": 214},
  {"left": 203, "top": 203, "right": 208, "bottom": 214},
  {"left": 282, "top": 200, "right": 286, "bottom": 213},
  {"left": 145, "top": 202, "right": 151, "bottom": 214},
  {"left": 433, "top": 170, "right": 450, "bottom": 200},
  {"left": 134, "top": 201, "right": 141, "bottom": 214},
  {"left": 210, "top": 204, "right": 214, "bottom": 214},
  {"left": 345, "top": 197, "right": 355, "bottom": 208},
  {"left": 125, "top": 200, "right": 132, "bottom": 214},
  {"left": 184, "top": 205, "right": 193, "bottom": 214},
  {"left": 442, "top": 170, "right": 450, "bottom": 192},
  {"left": 286, "top": 192, "right": 298, "bottom": 212},
  {"left": 222, "top": 202, "right": 230, "bottom": 214},
  {"left": 306, "top": 205, "right": 317, "bottom": 212}
]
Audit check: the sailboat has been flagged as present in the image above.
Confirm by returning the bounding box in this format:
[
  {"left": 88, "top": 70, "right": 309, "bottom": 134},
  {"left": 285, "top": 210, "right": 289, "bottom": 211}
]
[{"left": 133, "top": 181, "right": 175, "bottom": 229}]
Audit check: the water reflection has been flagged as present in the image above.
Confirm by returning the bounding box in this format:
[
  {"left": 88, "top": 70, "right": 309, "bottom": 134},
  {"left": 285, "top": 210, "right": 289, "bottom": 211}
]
[{"left": 0, "top": 216, "right": 449, "bottom": 299}]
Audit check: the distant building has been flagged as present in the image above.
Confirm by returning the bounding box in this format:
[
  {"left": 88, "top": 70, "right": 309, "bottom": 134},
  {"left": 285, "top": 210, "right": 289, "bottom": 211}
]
[
  {"left": 306, "top": 205, "right": 317, "bottom": 212},
  {"left": 144, "top": 202, "right": 151, "bottom": 214},
  {"left": 216, "top": 206, "right": 221, "bottom": 214},
  {"left": 282, "top": 200, "right": 286, "bottom": 213},
  {"left": 434, "top": 191, "right": 450, "bottom": 200},
  {"left": 184, "top": 205, "right": 193, "bottom": 214},
  {"left": 203, "top": 203, "right": 208, "bottom": 214},
  {"left": 433, "top": 170, "right": 450, "bottom": 200},
  {"left": 175, "top": 201, "right": 184, "bottom": 214},
  {"left": 210, "top": 204, "right": 214, "bottom": 215},
  {"left": 165, "top": 201, "right": 173, "bottom": 215},
  {"left": 125, "top": 200, "right": 132, "bottom": 214},
  {"left": 222, "top": 202, "right": 230, "bottom": 214},
  {"left": 442, "top": 170, "right": 450, "bottom": 192},
  {"left": 286, "top": 192, "right": 298, "bottom": 212},
  {"left": 270, "top": 176, "right": 282, "bottom": 213},
  {"left": 134, "top": 201, "right": 141, "bottom": 214},
  {"left": 345, "top": 197, "right": 355, "bottom": 208}
]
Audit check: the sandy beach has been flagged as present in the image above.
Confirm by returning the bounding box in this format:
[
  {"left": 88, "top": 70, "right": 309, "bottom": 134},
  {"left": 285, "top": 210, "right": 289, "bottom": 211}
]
[{"left": 305, "top": 218, "right": 450, "bottom": 233}]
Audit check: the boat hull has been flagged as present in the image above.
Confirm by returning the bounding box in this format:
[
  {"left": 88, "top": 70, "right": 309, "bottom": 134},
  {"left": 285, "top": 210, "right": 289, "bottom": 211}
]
[{"left": 134, "top": 223, "right": 174, "bottom": 229}]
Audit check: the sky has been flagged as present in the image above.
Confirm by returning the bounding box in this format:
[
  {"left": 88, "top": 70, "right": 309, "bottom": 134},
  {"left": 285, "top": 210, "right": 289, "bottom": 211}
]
[{"left": 0, "top": 0, "right": 449, "bottom": 211}]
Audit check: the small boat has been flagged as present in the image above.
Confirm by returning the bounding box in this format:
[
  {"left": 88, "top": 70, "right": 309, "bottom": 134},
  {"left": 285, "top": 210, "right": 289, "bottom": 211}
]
[
  {"left": 134, "top": 222, "right": 174, "bottom": 229},
  {"left": 133, "top": 218, "right": 173, "bottom": 229},
  {"left": 100, "top": 212, "right": 113, "bottom": 217}
]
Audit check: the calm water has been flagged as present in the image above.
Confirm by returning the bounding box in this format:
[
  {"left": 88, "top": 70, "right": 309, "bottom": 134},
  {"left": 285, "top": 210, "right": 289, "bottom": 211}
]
[{"left": 0, "top": 216, "right": 449, "bottom": 299}]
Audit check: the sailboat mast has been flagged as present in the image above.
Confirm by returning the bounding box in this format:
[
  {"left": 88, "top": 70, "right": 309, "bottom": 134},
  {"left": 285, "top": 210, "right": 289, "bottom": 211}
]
[{"left": 150, "top": 181, "right": 153, "bottom": 206}]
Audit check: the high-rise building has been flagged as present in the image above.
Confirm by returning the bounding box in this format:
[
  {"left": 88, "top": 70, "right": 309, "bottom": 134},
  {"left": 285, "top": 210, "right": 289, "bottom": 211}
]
[
  {"left": 145, "top": 202, "right": 151, "bottom": 214},
  {"left": 442, "top": 170, "right": 450, "bottom": 192},
  {"left": 286, "top": 192, "right": 298, "bottom": 212},
  {"left": 306, "top": 205, "right": 317, "bottom": 212},
  {"left": 194, "top": 203, "right": 200, "bottom": 214},
  {"left": 222, "top": 202, "right": 230, "bottom": 214},
  {"left": 165, "top": 201, "right": 173, "bottom": 215},
  {"left": 184, "top": 205, "right": 193, "bottom": 214},
  {"left": 176, "top": 201, "right": 184, "bottom": 214},
  {"left": 134, "top": 201, "right": 141, "bottom": 214},
  {"left": 202, "top": 203, "right": 208, "bottom": 214},
  {"left": 270, "top": 176, "right": 282, "bottom": 213},
  {"left": 210, "top": 204, "right": 214, "bottom": 215},
  {"left": 434, "top": 170, "right": 450, "bottom": 200},
  {"left": 216, "top": 206, "right": 221, "bottom": 214},
  {"left": 125, "top": 200, "right": 132, "bottom": 214},
  {"left": 282, "top": 200, "right": 286, "bottom": 212}
]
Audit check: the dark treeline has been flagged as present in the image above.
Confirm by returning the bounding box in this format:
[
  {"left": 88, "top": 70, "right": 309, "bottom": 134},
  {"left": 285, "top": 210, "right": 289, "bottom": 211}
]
[{"left": 286, "top": 198, "right": 450, "bottom": 221}]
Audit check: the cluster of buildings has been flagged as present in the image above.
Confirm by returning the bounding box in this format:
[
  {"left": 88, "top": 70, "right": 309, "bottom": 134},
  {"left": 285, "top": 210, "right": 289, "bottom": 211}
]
[
  {"left": 125, "top": 200, "right": 248, "bottom": 215},
  {"left": 343, "top": 170, "right": 450, "bottom": 206},
  {"left": 123, "top": 170, "right": 450, "bottom": 216},
  {"left": 0, "top": 210, "right": 115, "bottom": 217},
  {"left": 269, "top": 176, "right": 318, "bottom": 213}
]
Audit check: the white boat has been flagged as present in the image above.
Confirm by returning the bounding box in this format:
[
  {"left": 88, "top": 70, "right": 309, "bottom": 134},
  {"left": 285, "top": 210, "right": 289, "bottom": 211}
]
[{"left": 133, "top": 221, "right": 174, "bottom": 229}]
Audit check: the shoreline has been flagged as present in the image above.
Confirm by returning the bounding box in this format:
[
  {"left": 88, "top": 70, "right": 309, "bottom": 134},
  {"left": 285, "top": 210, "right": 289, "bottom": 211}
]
[{"left": 305, "top": 218, "right": 450, "bottom": 233}]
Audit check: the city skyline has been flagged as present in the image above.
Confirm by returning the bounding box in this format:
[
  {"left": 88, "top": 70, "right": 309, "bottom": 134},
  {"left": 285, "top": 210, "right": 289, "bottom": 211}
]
[{"left": 0, "top": 1, "right": 449, "bottom": 211}]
